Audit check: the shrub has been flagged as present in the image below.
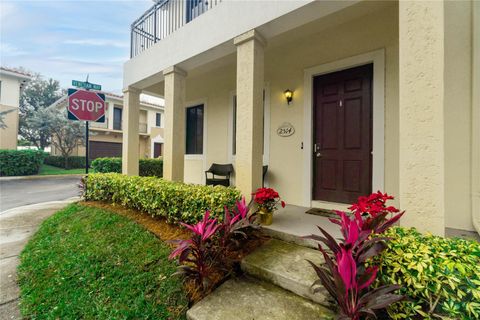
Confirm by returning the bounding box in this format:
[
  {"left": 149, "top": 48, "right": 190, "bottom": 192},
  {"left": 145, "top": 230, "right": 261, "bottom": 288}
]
[
  {"left": 169, "top": 198, "right": 258, "bottom": 292},
  {"left": 139, "top": 158, "right": 163, "bottom": 177},
  {"left": 90, "top": 157, "right": 121, "bottom": 173},
  {"left": 0, "top": 149, "right": 46, "bottom": 176},
  {"left": 82, "top": 173, "right": 241, "bottom": 223},
  {"left": 375, "top": 227, "right": 480, "bottom": 320},
  {"left": 44, "top": 155, "right": 86, "bottom": 169},
  {"left": 90, "top": 157, "right": 163, "bottom": 177}
]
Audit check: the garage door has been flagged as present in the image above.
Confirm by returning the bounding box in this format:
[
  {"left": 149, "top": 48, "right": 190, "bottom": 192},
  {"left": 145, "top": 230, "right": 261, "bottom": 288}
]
[{"left": 89, "top": 141, "right": 122, "bottom": 159}]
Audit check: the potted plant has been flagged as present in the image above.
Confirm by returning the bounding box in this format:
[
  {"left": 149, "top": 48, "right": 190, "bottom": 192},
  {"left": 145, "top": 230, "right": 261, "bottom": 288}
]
[{"left": 252, "top": 187, "right": 285, "bottom": 225}]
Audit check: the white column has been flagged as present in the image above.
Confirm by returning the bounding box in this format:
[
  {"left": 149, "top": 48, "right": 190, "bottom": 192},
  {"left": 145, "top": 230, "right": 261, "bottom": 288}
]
[
  {"left": 234, "top": 30, "right": 265, "bottom": 199},
  {"left": 122, "top": 87, "right": 141, "bottom": 175},
  {"left": 163, "top": 66, "right": 186, "bottom": 181},
  {"left": 398, "top": 1, "right": 445, "bottom": 235}
]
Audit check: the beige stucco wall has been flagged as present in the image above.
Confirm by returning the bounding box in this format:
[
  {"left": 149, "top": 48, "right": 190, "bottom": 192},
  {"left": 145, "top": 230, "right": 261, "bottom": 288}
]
[
  {"left": 444, "top": 0, "right": 474, "bottom": 231},
  {"left": 0, "top": 75, "right": 22, "bottom": 150},
  {"left": 147, "top": 1, "right": 475, "bottom": 232},
  {"left": 179, "top": 4, "right": 400, "bottom": 202},
  {"left": 184, "top": 63, "right": 236, "bottom": 184},
  {"left": 267, "top": 4, "right": 399, "bottom": 207}
]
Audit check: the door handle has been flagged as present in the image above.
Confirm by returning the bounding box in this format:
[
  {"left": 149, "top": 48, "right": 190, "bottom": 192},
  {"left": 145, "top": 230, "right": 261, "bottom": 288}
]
[{"left": 316, "top": 152, "right": 322, "bottom": 158}]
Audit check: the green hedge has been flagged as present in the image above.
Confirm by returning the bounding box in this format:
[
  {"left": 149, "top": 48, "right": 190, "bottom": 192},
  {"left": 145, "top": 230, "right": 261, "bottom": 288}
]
[
  {"left": 374, "top": 227, "right": 480, "bottom": 320},
  {"left": 83, "top": 173, "right": 241, "bottom": 223},
  {"left": 90, "top": 157, "right": 163, "bottom": 177},
  {"left": 0, "top": 149, "right": 46, "bottom": 176},
  {"left": 44, "top": 155, "right": 86, "bottom": 169}
]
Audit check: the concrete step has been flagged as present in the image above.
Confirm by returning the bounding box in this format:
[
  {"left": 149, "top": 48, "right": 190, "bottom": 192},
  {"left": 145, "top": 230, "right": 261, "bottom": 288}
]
[
  {"left": 241, "top": 239, "right": 333, "bottom": 307},
  {"left": 186, "top": 276, "right": 335, "bottom": 320}
]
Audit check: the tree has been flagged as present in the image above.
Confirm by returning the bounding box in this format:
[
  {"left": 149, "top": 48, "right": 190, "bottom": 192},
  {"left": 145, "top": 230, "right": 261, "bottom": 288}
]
[
  {"left": 46, "top": 109, "right": 86, "bottom": 169},
  {"left": 19, "top": 73, "right": 64, "bottom": 150}
]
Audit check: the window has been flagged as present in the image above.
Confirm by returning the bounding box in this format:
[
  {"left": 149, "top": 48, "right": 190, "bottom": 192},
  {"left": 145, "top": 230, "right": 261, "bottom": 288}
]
[
  {"left": 155, "top": 113, "right": 161, "bottom": 127},
  {"left": 186, "top": 104, "right": 204, "bottom": 155},
  {"left": 113, "top": 106, "right": 122, "bottom": 130}
]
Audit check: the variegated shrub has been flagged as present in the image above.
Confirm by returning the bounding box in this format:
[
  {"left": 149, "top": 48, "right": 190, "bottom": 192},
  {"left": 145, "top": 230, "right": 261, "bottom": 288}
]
[
  {"left": 82, "top": 173, "right": 241, "bottom": 223},
  {"left": 374, "top": 227, "right": 480, "bottom": 319}
]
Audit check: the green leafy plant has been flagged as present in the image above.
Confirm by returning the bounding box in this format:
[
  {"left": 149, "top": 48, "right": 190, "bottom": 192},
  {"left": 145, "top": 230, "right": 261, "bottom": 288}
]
[
  {"left": 82, "top": 173, "right": 241, "bottom": 223},
  {"left": 373, "top": 227, "right": 480, "bottom": 319},
  {"left": 44, "top": 155, "right": 86, "bottom": 169},
  {"left": 0, "top": 149, "right": 46, "bottom": 176},
  {"left": 90, "top": 157, "right": 163, "bottom": 177}
]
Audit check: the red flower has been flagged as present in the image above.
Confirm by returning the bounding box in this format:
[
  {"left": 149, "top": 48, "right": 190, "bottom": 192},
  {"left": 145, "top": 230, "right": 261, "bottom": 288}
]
[{"left": 253, "top": 187, "right": 285, "bottom": 211}]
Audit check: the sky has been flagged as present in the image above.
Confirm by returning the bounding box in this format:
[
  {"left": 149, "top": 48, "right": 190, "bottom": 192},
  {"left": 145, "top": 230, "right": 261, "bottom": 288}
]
[{"left": 1, "top": 0, "right": 153, "bottom": 94}]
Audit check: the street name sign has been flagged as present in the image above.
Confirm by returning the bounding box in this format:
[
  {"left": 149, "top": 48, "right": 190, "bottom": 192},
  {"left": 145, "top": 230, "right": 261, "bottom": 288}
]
[
  {"left": 72, "top": 80, "right": 102, "bottom": 91},
  {"left": 67, "top": 88, "right": 106, "bottom": 122}
]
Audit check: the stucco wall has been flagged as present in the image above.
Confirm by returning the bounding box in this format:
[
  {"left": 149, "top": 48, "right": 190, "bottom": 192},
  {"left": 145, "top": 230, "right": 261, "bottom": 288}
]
[
  {"left": 184, "top": 63, "right": 236, "bottom": 184},
  {"left": 266, "top": 4, "right": 399, "bottom": 207},
  {"left": 180, "top": 4, "right": 399, "bottom": 201},
  {"left": 150, "top": 2, "right": 474, "bottom": 232},
  {"left": 0, "top": 75, "right": 22, "bottom": 150},
  {"left": 444, "top": 0, "right": 474, "bottom": 231}
]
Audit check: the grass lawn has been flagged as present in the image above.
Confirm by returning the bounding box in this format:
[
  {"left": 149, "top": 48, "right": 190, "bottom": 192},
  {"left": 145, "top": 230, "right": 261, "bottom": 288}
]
[
  {"left": 17, "top": 203, "right": 188, "bottom": 319},
  {"left": 38, "top": 164, "right": 85, "bottom": 175}
]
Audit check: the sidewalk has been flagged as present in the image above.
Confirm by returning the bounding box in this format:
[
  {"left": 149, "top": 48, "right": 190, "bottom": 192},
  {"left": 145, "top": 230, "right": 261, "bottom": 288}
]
[
  {"left": 0, "top": 174, "right": 85, "bottom": 182},
  {"left": 0, "top": 199, "right": 79, "bottom": 319}
]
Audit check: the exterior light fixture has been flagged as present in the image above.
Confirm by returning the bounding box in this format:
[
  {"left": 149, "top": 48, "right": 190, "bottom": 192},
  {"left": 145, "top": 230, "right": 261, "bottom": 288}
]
[{"left": 284, "top": 89, "right": 293, "bottom": 105}]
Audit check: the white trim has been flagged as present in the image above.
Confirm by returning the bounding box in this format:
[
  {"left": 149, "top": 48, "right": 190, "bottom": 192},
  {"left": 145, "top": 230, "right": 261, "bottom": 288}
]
[
  {"left": 227, "top": 90, "right": 236, "bottom": 164},
  {"left": 263, "top": 83, "right": 271, "bottom": 167},
  {"left": 302, "top": 49, "right": 385, "bottom": 207},
  {"left": 185, "top": 98, "right": 208, "bottom": 183}
]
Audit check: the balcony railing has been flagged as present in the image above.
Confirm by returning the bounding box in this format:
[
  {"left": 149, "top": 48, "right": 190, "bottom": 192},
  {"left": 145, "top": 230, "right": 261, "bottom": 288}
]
[{"left": 131, "top": 0, "right": 222, "bottom": 58}]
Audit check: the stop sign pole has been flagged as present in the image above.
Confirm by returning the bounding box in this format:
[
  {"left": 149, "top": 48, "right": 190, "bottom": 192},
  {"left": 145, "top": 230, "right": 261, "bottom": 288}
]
[{"left": 68, "top": 81, "right": 105, "bottom": 174}]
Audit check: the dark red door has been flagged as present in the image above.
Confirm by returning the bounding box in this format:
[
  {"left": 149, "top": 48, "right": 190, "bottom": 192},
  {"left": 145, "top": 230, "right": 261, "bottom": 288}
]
[
  {"left": 313, "top": 64, "right": 372, "bottom": 204},
  {"left": 153, "top": 142, "right": 163, "bottom": 158}
]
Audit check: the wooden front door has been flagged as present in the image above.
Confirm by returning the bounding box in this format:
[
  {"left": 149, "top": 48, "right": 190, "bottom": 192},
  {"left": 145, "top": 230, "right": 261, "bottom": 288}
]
[
  {"left": 153, "top": 142, "right": 163, "bottom": 158},
  {"left": 313, "top": 64, "right": 373, "bottom": 204}
]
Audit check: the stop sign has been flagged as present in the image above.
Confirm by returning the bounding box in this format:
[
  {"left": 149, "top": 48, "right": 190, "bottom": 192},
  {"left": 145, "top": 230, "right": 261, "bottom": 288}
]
[{"left": 67, "top": 89, "right": 106, "bottom": 122}]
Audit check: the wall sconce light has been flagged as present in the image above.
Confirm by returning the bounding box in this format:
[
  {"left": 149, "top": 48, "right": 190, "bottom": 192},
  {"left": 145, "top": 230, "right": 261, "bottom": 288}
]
[{"left": 284, "top": 89, "right": 293, "bottom": 105}]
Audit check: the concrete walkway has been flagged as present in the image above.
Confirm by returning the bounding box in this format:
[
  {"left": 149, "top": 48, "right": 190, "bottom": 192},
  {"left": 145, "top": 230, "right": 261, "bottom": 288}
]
[{"left": 0, "top": 199, "right": 79, "bottom": 319}]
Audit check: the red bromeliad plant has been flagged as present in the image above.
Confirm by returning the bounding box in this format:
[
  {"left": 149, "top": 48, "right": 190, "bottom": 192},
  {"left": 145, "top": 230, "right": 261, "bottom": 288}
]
[
  {"left": 169, "top": 197, "right": 258, "bottom": 291},
  {"left": 252, "top": 187, "right": 286, "bottom": 212},
  {"left": 306, "top": 192, "right": 404, "bottom": 320},
  {"left": 219, "top": 197, "right": 259, "bottom": 252},
  {"left": 169, "top": 211, "right": 220, "bottom": 290}
]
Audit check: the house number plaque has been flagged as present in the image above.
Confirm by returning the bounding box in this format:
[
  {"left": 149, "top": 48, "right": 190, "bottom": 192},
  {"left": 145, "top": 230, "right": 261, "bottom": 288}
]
[{"left": 277, "top": 122, "right": 295, "bottom": 137}]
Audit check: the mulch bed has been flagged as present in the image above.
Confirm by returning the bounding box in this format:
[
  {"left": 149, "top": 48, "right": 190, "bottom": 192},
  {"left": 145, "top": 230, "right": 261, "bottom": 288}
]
[{"left": 81, "top": 201, "right": 269, "bottom": 304}]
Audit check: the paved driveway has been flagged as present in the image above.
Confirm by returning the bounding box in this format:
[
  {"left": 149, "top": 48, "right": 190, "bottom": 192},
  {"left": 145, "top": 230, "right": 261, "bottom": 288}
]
[{"left": 0, "top": 176, "right": 82, "bottom": 212}]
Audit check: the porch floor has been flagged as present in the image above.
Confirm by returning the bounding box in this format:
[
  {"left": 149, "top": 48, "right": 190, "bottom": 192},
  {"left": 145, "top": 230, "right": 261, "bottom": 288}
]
[
  {"left": 263, "top": 206, "right": 480, "bottom": 245},
  {"left": 262, "top": 205, "right": 342, "bottom": 248}
]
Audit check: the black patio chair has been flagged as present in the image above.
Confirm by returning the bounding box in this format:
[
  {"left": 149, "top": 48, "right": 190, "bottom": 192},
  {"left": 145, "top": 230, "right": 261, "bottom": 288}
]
[{"left": 205, "top": 163, "right": 234, "bottom": 187}]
